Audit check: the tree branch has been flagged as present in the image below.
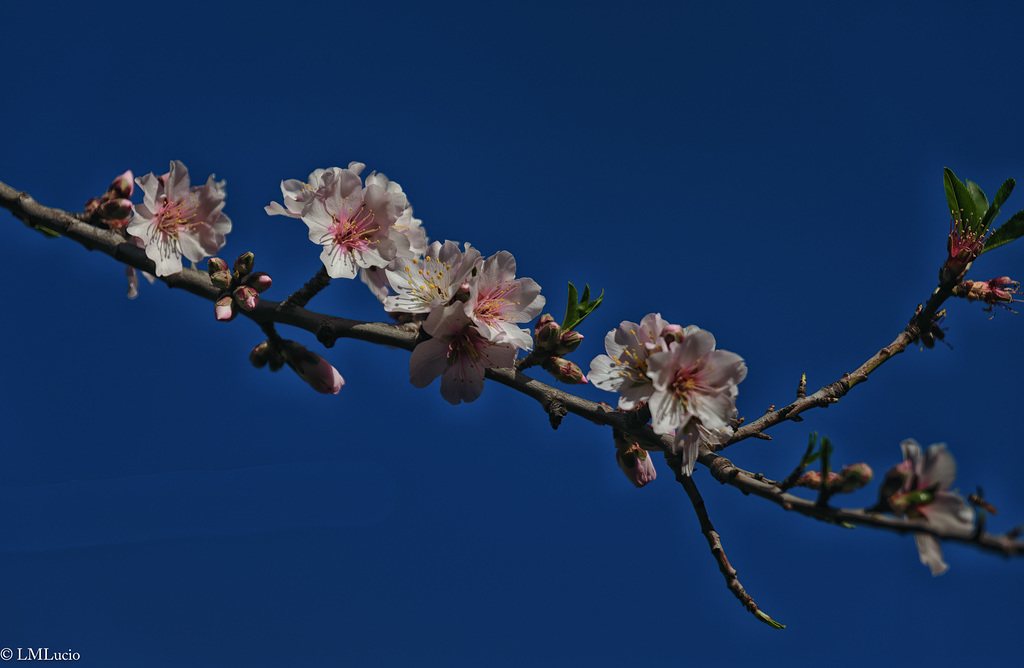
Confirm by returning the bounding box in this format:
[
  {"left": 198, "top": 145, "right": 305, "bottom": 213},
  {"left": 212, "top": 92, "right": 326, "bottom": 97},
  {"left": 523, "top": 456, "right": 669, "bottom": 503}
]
[{"left": 4, "top": 178, "right": 1022, "bottom": 564}]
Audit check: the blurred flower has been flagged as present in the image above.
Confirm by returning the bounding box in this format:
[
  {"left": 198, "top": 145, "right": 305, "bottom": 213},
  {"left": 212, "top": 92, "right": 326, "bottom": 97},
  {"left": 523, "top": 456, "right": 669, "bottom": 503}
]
[
  {"left": 879, "top": 439, "right": 975, "bottom": 576},
  {"left": 127, "top": 160, "right": 231, "bottom": 276}
]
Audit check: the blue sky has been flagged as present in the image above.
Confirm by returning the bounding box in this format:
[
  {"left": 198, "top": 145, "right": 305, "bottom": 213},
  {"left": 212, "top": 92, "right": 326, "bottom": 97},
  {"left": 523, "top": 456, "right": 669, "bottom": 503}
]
[{"left": 2, "top": 1, "right": 1023, "bottom": 665}]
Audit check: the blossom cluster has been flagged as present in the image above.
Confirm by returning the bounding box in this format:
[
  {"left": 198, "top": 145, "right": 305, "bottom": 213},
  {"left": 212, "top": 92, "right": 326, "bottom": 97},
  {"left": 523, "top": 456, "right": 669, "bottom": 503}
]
[
  {"left": 268, "top": 166, "right": 544, "bottom": 404},
  {"left": 589, "top": 314, "right": 747, "bottom": 477}
]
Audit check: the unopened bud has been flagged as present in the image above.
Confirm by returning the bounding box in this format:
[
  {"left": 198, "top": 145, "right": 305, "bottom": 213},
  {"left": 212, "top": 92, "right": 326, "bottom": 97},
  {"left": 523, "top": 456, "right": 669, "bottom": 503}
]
[
  {"left": 233, "top": 251, "right": 255, "bottom": 276},
  {"left": 661, "top": 324, "right": 685, "bottom": 345},
  {"left": 250, "top": 341, "right": 271, "bottom": 368},
  {"left": 542, "top": 356, "right": 588, "bottom": 384},
  {"left": 98, "top": 198, "right": 133, "bottom": 221},
  {"left": 281, "top": 341, "right": 344, "bottom": 394},
  {"left": 553, "top": 329, "right": 583, "bottom": 355},
  {"left": 244, "top": 271, "right": 273, "bottom": 293},
  {"left": 84, "top": 197, "right": 102, "bottom": 218},
  {"left": 534, "top": 315, "right": 560, "bottom": 351},
  {"left": 452, "top": 281, "right": 472, "bottom": 303},
  {"left": 208, "top": 258, "right": 232, "bottom": 288},
  {"left": 105, "top": 170, "right": 135, "bottom": 199},
  {"left": 233, "top": 285, "right": 259, "bottom": 311},
  {"left": 616, "top": 441, "right": 657, "bottom": 488},
  {"left": 833, "top": 462, "right": 873, "bottom": 493},
  {"left": 214, "top": 294, "right": 236, "bottom": 322}
]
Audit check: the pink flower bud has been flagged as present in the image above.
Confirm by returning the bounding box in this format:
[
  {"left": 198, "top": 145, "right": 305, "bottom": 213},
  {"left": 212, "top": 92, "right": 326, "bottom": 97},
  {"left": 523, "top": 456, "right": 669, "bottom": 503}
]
[
  {"left": 208, "top": 258, "right": 232, "bottom": 288},
  {"left": 616, "top": 443, "right": 657, "bottom": 488},
  {"left": 534, "top": 315, "right": 560, "bottom": 351},
  {"left": 553, "top": 329, "right": 583, "bottom": 355},
  {"left": 105, "top": 170, "right": 135, "bottom": 199},
  {"left": 233, "top": 251, "right": 255, "bottom": 276},
  {"left": 542, "top": 356, "right": 588, "bottom": 384},
  {"left": 214, "top": 295, "right": 236, "bottom": 321},
  {"left": 244, "top": 271, "right": 273, "bottom": 293},
  {"left": 233, "top": 285, "right": 259, "bottom": 311},
  {"left": 661, "top": 324, "right": 685, "bottom": 345},
  {"left": 98, "top": 198, "right": 133, "bottom": 221},
  {"left": 281, "top": 342, "right": 344, "bottom": 394},
  {"left": 834, "top": 462, "right": 873, "bottom": 493}
]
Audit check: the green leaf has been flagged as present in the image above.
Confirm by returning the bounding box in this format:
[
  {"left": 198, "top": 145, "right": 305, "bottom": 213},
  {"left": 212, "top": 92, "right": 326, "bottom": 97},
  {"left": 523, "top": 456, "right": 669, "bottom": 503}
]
[
  {"left": 982, "top": 178, "right": 1015, "bottom": 229},
  {"left": 966, "top": 180, "right": 989, "bottom": 218},
  {"left": 561, "top": 282, "right": 605, "bottom": 332},
  {"left": 944, "top": 168, "right": 983, "bottom": 231},
  {"left": 982, "top": 209, "right": 1024, "bottom": 254}
]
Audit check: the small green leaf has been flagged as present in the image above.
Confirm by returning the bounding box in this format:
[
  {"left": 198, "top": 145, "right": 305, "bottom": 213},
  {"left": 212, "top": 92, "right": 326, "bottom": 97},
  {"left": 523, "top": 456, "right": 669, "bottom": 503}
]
[
  {"left": 32, "top": 224, "right": 62, "bottom": 238},
  {"left": 966, "top": 180, "right": 989, "bottom": 217},
  {"left": 982, "top": 178, "right": 1015, "bottom": 228},
  {"left": 944, "top": 168, "right": 983, "bottom": 230},
  {"left": 561, "top": 282, "right": 605, "bottom": 332},
  {"left": 982, "top": 209, "right": 1024, "bottom": 254},
  {"left": 753, "top": 609, "right": 786, "bottom": 630}
]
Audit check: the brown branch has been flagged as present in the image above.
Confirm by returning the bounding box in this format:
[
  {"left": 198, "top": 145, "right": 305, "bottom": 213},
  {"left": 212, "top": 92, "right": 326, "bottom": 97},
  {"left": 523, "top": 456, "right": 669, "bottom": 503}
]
[
  {"left": 4, "top": 178, "right": 1023, "bottom": 562},
  {"left": 667, "top": 452, "right": 785, "bottom": 629}
]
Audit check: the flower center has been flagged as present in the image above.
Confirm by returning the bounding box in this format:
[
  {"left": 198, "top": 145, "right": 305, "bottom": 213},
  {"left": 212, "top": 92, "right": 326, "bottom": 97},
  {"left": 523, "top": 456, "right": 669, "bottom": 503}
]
[
  {"left": 155, "top": 195, "right": 199, "bottom": 240},
  {"left": 328, "top": 202, "right": 379, "bottom": 252}
]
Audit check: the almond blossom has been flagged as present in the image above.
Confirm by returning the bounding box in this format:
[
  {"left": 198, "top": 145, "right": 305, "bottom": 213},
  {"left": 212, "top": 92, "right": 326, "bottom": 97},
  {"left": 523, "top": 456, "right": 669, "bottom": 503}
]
[
  {"left": 647, "top": 327, "right": 746, "bottom": 476},
  {"left": 588, "top": 313, "right": 674, "bottom": 409},
  {"left": 467, "top": 250, "right": 545, "bottom": 350},
  {"left": 879, "top": 439, "right": 975, "bottom": 575},
  {"left": 296, "top": 165, "right": 408, "bottom": 280},
  {"left": 409, "top": 302, "right": 517, "bottom": 404},
  {"left": 127, "top": 160, "right": 231, "bottom": 277},
  {"left": 384, "top": 240, "right": 481, "bottom": 314}
]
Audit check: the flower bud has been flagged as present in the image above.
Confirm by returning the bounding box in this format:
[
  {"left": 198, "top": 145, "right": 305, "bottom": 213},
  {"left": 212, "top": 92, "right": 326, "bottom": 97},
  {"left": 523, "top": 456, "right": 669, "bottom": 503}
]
[
  {"left": 244, "top": 271, "right": 273, "bottom": 293},
  {"left": 281, "top": 341, "right": 344, "bottom": 394},
  {"left": 833, "top": 462, "right": 873, "bottom": 493},
  {"left": 249, "top": 341, "right": 271, "bottom": 368},
  {"left": 534, "top": 315, "right": 560, "bottom": 351},
  {"left": 616, "top": 442, "right": 657, "bottom": 488},
  {"left": 105, "top": 170, "right": 135, "bottom": 199},
  {"left": 98, "top": 198, "right": 133, "bottom": 221},
  {"left": 207, "top": 258, "right": 233, "bottom": 288},
  {"left": 214, "top": 294, "right": 236, "bottom": 322},
  {"left": 542, "top": 356, "right": 588, "bottom": 384},
  {"left": 84, "top": 197, "right": 102, "bottom": 218},
  {"left": 661, "top": 324, "right": 685, "bottom": 345},
  {"left": 233, "top": 251, "right": 255, "bottom": 276},
  {"left": 233, "top": 285, "right": 259, "bottom": 311},
  {"left": 553, "top": 329, "right": 584, "bottom": 355},
  {"left": 452, "top": 281, "right": 472, "bottom": 303}
]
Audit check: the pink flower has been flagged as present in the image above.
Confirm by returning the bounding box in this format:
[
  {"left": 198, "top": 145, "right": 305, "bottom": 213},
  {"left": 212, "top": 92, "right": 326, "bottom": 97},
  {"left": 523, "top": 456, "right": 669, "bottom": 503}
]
[
  {"left": 588, "top": 313, "right": 675, "bottom": 410},
  {"left": 265, "top": 164, "right": 363, "bottom": 218},
  {"left": 647, "top": 327, "right": 746, "bottom": 476},
  {"left": 298, "top": 165, "right": 408, "bottom": 279},
  {"left": 880, "top": 439, "right": 975, "bottom": 576},
  {"left": 409, "top": 303, "right": 517, "bottom": 404},
  {"left": 384, "top": 241, "right": 481, "bottom": 314},
  {"left": 127, "top": 160, "right": 231, "bottom": 277},
  {"left": 468, "top": 250, "right": 545, "bottom": 351}
]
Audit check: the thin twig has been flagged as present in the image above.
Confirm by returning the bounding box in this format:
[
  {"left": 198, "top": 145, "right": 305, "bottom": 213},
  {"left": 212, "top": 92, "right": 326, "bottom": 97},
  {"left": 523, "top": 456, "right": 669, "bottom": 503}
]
[{"left": 667, "top": 453, "right": 784, "bottom": 629}]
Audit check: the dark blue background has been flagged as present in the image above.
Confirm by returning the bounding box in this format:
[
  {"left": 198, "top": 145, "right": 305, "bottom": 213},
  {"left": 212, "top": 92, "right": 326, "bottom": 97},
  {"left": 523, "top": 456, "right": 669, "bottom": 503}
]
[{"left": 2, "top": 1, "right": 1023, "bottom": 665}]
